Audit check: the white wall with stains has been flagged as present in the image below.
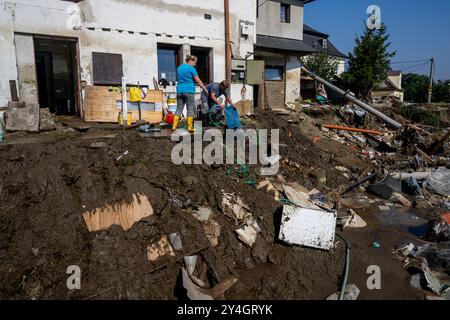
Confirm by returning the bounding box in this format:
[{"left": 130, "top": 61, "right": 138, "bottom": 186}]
[{"left": 0, "top": 0, "right": 256, "bottom": 109}]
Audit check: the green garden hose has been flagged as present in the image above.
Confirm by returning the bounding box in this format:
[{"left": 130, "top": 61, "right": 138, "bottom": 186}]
[
  {"left": 277, "top": 199, "right": 351, "bottom": 301},
  {"left": 335, "top": 233, "right": 350, "bottom": 301}
]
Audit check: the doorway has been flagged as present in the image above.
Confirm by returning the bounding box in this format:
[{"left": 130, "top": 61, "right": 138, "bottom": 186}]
[
  {"left": 34, "top": 38, "right": 78, "bottom": 115},
  {"left": 191, "top": 46, "right": 213, "bottom": 84}
]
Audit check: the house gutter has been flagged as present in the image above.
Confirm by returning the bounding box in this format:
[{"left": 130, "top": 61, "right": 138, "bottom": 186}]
[{"left": 224, "top": 0, "right": 232, "bottom": 83}]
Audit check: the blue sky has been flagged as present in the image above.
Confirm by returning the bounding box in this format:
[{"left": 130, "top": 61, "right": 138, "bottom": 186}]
[{"left": 304, "top": 0, "right": 450, "bottom": 80}]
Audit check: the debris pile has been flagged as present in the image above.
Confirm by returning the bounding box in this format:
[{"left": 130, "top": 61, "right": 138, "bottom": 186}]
[{"left": 0, "top": 102, "right": 448, "bottom": 300}]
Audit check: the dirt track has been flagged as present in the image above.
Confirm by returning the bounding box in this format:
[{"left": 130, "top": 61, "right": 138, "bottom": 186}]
[{"left": 0, "top": 112, "right": 425, "bottom": 300}]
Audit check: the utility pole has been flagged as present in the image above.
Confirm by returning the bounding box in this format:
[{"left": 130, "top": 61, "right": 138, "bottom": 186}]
[
  {"left": 427, "top": 58, "right": 435, "bottom": 103},
  {"left": 224, "top": 0, "right": 232, "bottom": 83}
]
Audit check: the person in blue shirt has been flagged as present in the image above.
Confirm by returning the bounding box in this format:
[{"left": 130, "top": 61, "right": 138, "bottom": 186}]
[
  {"left": 200, "top": 80, "right": 236, "bottom": 127},
  {"left": 173, "top": 55, "right": 207, "bottom": 132}
]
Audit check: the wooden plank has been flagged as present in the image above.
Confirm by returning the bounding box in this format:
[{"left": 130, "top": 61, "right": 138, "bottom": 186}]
[{"left": 84, "top": 85, "right": 163, "bottom": 123}]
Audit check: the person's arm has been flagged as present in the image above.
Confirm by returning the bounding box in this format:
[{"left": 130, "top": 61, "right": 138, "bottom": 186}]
[
  {"left": 193, "top": 76, "right": 208, "bottom": 94},
  {"left": 210, "top": 93, "right": 224, "bottom": 108},
  {"left": 225, "top": 96, "right": 236, "bottom": 109}
]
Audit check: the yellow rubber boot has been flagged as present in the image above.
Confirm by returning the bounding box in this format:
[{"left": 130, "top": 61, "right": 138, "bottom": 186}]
[
  {"left": 187, "top": 117, "right": 195, "bottom": 133},
  {"left": 172, "top": 115, "right": 180, "bottom": 131}
]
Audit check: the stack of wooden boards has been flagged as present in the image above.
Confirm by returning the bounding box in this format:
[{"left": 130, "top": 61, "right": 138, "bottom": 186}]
[{"left": 84, "top": 85, "right": 163, "bottom": 123}]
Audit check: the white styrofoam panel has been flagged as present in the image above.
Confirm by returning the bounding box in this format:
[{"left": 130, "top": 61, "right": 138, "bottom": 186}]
[{"left": 279, "top": 205, "right": 337, "bottom": 251}]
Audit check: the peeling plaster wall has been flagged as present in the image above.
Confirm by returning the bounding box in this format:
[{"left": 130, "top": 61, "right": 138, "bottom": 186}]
[
  {"left": 0, "top": 1, "right": 18, "bottom": 107},
  {"left": 14, "top": 34, "right": 38, "bottom": 104},
  {"left": 285, "top": 56, "right": 301, "bottom": 105},
  {"left": 0, "top": 0, "right": 256, "bottom": 108}
]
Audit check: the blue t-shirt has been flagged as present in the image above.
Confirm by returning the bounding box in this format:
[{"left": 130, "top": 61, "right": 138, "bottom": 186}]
[
  {"left": 201, "top": 83, "right": 229, "bottom": 105},
  {"left": 176, "top": 64, "right": 198, "bottom": 94}
]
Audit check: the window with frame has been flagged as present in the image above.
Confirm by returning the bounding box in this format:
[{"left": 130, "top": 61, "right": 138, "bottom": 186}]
[
  {"left": 265, "top": 66, "right": 284, "bottom": 81},
  {"left": 92, "top": 52, "right": 123, "bottom": 85},
  {"left": 157, "top": 44, "right": 181, "bottom": 83},
  {"left": 280, "top": 3, "right": 290, "bottom": 23}
]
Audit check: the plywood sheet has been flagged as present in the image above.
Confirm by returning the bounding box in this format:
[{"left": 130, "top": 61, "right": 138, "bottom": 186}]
[{"left": 84, "top": 85, "right": 163, "bottom": 123}]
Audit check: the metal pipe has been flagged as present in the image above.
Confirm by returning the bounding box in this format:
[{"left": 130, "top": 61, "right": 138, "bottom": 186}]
[
  {"left": 224, "top": 0, "right": 232, "bottom": 83},
  {"left": 301, "top": 67, "right": 402, "bottom": 129}
]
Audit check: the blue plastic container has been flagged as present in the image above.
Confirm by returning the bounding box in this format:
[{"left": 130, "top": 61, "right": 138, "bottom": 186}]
[{"left": 225, "top": 105, "right": 241, "bottom": 129}]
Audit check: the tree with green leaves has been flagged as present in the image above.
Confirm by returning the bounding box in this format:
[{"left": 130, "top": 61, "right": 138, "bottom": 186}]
[
  {"left": 341, "top": 24, "right": 396, "bottom": 100},
  {"left": 403, "top": 74, "right": 450, "bottom": 103},
  {"left": 402, "top": 73, "right": 429, "bottom": 103},
  {"left": 301, "top": 50, "right": 339, "bottom": 81},
  {"left": 433, "top": 80, "right": 450, "bottom": 103}
]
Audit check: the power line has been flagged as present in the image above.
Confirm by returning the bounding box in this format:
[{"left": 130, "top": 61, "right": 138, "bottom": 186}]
[
  {"left": 390, "top": 59, "right": 430, "bottom": 65},
  {"left": 401, "top": 61, "right": 431, "bottom": 74}
]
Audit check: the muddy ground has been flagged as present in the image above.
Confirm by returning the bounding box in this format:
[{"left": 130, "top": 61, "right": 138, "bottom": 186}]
[{"left": 0, "top": 111, "right": 426, "bottom": 300}]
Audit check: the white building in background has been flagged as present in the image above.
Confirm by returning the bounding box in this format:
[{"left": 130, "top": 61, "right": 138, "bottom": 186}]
[
  {"left": 372, "top": 70, "right": 405, "bottom": 102},
  {"left": 0, "top": 0, "right": 348, "bottom": 117},
  {"left": 254, "top": 0, "right": 347, "bottom": 108},
  {"left": 0, "top": 0, "right": 256, "bottom": 116}
]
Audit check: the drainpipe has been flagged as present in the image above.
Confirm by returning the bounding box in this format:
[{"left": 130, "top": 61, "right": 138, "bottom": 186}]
[{"left": 224, "top": 0, "right": 232, "bottom": 83}]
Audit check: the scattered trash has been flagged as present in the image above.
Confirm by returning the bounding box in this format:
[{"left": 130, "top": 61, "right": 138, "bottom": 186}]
[
  {"left": 192, "top": 207, "right": 221, "bottom": 247},
  {"left": 82, "top": 193, "right": 154, "bottom": 232},
  {"left": 222, "top": 192, "right": 252, "bottom": 222},
  {"left": 395, "top": 241, "right": 450, "bottom": 298},
  {"left": 427, "top": 215, "right": 450, "bottom": 242},
  {"left": 368, "top": 176, "right": 402, "bottom": 199},
  {"left": 138, "top": 124, "right": 161, "bottom": 133},
  {"left": 421, "top": 261, "right": 450, "bottom": 297},
  {"left": 396, "top": 243, "right": 416, "bottom": 257},
  {"left": 372, "top": 242, "right": 381, "bottom": 249},
  {"left": 192, "top": 206, "right": 213, "bottom": 222},
  {"left": 425, "top": 168, "right": 450, "bottom": 196},
  {"left": 169, "top": 195, "right": 193, "bottom": 209},
  {"left": 202, "top": 220, "right": 221, "bottom": 248},
  {"left": 339, "top": 209, "right": 367, "bottom": 228},
  {"left": 39, "top": 108, "right": 57, "bottom": 132},
  {"left": 442, "top": 213, "right": 450, "bottom": 224},
  {"left": 181, "top": 267, "right": 213, "bottom": 300},
  {"left": 169, "top": 233, "right": 183, "bottom": 251},
  {"left": 391, "top": 192, "right": 412, "bottom": 208},
  {"left": 88, "top": 142, "right": 108, "bottom": 149},
  {"left": 283, "top": 185, "right": 320, "bottom": 210},
  {"left": 326, "top": 284, "right": 360, "bottom": 300},
  {"left": 402, "top": 177, "right": 423, "bottom": 196},
  {"left": 116, "top": 150, "right": 129, "bottom": 161},
  {"left": 257, "top": 179, "right": 271, "bottom": 190},
  {"left": 181, "top": 256, "right": 237, "bottom": 300},
  {"left": 335, "top": 166, "right": 350, "bottom": 173},
  {"left": 147, "top": 235, "right": 176, "bottom": 262},
  {"left": 235, "top": 219, "right": 261, "bottom": 247},
  {"left": 279, "top": 205, "right": 337, "bottom": 251}
]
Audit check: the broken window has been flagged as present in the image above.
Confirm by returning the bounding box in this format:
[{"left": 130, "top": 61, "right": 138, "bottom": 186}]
[
  {"left": 157, "top": 44, "right": 181, "bottom": 83},
  {"left": 280, "top": 3, "right": 290, "bottom": 23},
  {"left": 92, "top": 52, "right": 123, "bottom": 85},
  {"left": 265, "top": 66, "right": 284, "bottom": 81}
]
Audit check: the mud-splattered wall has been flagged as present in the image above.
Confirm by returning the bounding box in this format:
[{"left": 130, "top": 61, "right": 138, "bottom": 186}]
[{"left": 0, "top": 0, "right": 256, "bottom": 109}]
